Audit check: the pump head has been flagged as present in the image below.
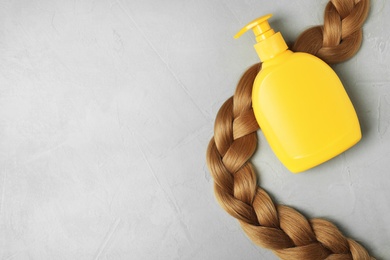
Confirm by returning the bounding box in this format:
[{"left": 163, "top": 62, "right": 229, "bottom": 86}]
[
  {"left": 234, "top": 14, "right": 288, "bottom": 61},
  {"left": 234, "top": 14, "right": 274, "bottom": 41}
]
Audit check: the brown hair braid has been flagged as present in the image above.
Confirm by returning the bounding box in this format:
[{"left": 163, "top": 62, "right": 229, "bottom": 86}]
[{"left": 206, "top": 0, "right": 373, "bottom": 259}]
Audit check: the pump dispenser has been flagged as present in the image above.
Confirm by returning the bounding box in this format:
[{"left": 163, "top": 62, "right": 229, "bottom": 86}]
[
  {"left": 235, "top": 14, "right": 361, "bottom": 173},
  {"left": 234, "top": 14, "right": 288, "bottom": 61}
]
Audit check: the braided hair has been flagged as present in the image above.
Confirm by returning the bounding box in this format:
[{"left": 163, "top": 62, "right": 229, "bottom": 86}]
[{"left": 206, "top": 1, "right": 373, "bottom": 259}]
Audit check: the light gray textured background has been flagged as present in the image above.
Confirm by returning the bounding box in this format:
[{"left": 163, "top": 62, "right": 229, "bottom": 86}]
[{"left": 0, "top": 0, "right": 389, "bottom": 259}]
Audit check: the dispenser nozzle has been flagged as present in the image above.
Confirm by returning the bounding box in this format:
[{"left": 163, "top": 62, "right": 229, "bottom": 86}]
[
  {"left": 234, "top": 13, "right": 288, "bottom": 61},
  {"left": 234, "top": 14, "right": 273, "bottom": 41}
]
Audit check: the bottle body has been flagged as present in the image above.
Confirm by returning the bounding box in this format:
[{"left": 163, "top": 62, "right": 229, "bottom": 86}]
[{"left": 252, "top": 51, "right": 361, "bottom": 173}]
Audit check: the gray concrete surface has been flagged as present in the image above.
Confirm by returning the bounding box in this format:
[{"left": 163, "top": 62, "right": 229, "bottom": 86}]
[{"left": 0, "top": 0, "right": 389, "bottom": 259}]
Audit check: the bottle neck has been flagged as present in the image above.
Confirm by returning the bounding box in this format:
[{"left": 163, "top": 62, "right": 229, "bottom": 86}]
[
  {"left": 261, "top": 50, "right": 293, "bottom": 69},
  {"left": 254, "top": 32, "right": 288, "bottom": 62}
]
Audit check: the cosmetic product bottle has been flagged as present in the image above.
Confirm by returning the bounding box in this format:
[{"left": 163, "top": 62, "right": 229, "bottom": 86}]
[{"left": 235, "top": 14, "right": 361, "bottom": 173}]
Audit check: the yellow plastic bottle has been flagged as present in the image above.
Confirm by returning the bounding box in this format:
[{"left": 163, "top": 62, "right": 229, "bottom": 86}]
[{"left": 235, "top": 14, "right": 361, "bottom": 173}]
